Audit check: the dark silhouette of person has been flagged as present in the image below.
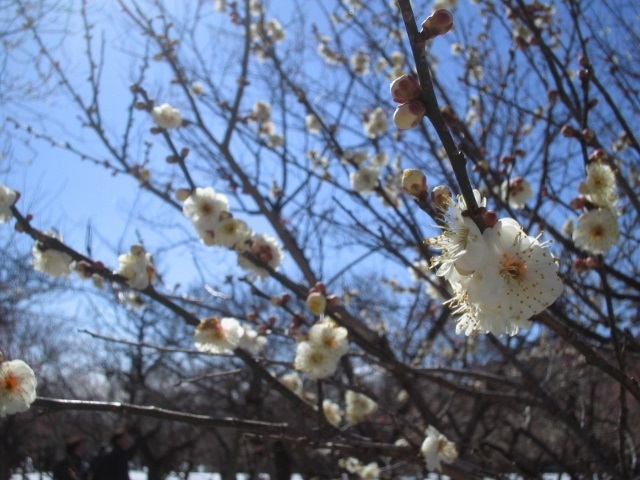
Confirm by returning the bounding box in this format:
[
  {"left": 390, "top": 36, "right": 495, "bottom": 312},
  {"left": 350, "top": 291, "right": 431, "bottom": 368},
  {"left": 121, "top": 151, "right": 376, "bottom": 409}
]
[
  {"left": 90, "top": 430, "right": 136, "bottom": 480},
  {"left": 52, "top": 436, "right": 90, "bottom": 480}
]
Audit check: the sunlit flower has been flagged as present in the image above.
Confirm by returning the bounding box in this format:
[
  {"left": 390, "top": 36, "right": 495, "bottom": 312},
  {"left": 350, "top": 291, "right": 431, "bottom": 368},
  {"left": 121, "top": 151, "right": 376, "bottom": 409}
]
[
  {"left": 213, "top": 217, "right": 252, "bottom": 248},
  {"left": 578, "top": 162, "right": 617, "bottom": 208},
  {"left": 426, "top": 190, "right": 488, "bottom": 279},
  {"left": 151, "top": 103, "right": 182, "bottom": 129},
  {"left": 420, "top": 425, "right": 458, "bottom": 472},
  {"left": 573, "top": 208, "right": 619, "bottom": 255},
  {"left": 501, "top": 177, "right": 533, "bottom": 209},
  {"left": 182, "top": 187, "right": 230, "bottom": 234},
  {"left": 237, "top": 325, "right": 267, "bottom": 355},
  {"left": 0, "top": 359, "right": 37, "bottom": 417},
  {"left": 322, "top": 399, "right": 342, "bottom": 426},
  {"left": 345, "top": 390, "right": 378, "bottom": 425},
  {"left": 237, "top": 233, "right": 284, "bottom": 280},
  {"left": 0, "top": 184, "right": 17, "bottom": 222},
  {"left": 308, "top": 320, "right": 349, "bottom": 358},
  {"left": 454, "top": 218, "right": 563, "bottom": 336},
  {"left": 195, "top": 317, "right": 245, "bottom": 354},
  {"left": 116, "top": 244, "right": 155, "bottom": 290},
  {"left": 31, "top": 233, "right": 73, "bottom": 278},
  {"left": 294, "top": 341, "right": 340, "bottom": 380},
  {"left": 350, "top": 166, "right": 380, "bottom": 195},
  {"left": 306, "top": 292, "right": 327, "bottom": 316}
]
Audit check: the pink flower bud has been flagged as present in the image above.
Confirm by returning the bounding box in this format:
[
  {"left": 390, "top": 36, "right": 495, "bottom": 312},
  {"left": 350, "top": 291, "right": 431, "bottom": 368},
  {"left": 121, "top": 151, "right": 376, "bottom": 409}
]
[
  {"left": 585, "top": 256, "right": 599, "bottom": 269},
  {"left": 573, "top": 257, "right": 588, "bottom": 273},
  {"left": 402, "top": 169, "right": 428, "bottom": 199},
  {"left": 482, "top": 210, "right": 498, "bottom": 227},
  {"left": 390, "top": 75, "right": 422, "bottom": 104},
  {"left": 393, "top": 101, "right": 426, "bottom": 130},
  {"left": 421, "top": 9, "right": 454, "bottom": 39}
]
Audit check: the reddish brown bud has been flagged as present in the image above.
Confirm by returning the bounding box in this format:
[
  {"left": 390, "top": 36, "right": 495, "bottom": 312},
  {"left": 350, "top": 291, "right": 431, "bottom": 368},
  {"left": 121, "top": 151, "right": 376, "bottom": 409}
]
[
  {"left": 570, "top": 196, "right": 586, "bottom": 210},
  {"left": 585, "top": 256, "right": 599, "bottom": 269},
  {"left": 561, "top": 124, "right": 578, "bottom": 138},
  {"left": 421, "top": 9, "right": 454, "bottom": 40},
  {"left": 390, "top": 75, "right": 422, "bottom": 104},
  {"left": 573, "top": 257, "right": 588, "bottom": 273},
  {"left": 482, "top": 210, "right": 499, "bottom": 227}
]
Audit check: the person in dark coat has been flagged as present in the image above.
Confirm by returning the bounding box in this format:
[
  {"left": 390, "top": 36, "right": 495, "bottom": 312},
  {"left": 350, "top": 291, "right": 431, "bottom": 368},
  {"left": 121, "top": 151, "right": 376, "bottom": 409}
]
[
  {"left": 90, "top": 430, "right": 136, "bottom": 480},
  {"left": 52, "top": 436, "right": 90, "bottom": 480}
]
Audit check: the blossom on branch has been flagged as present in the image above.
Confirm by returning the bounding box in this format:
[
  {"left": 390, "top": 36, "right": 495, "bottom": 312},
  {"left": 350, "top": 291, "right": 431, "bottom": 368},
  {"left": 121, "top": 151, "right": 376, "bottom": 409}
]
[
  {"left": 31, "top": 233, "right": 73, "bottom": 278},
  {"left": 0, "top": 359, "right": 37, "bottom": 417},
  {"left": 345, "top": 390, "right": 378, "bottom": 425},
  {"left": 0, "top": 184, "right": 17, "bottom": 222},
  {"left": 116, "top": 244, "right": 155, "bottom": 290},
  {"left": 195, "top": 317, "right": 245, "bottom": 354},
  {"left": 237, "top": 233, "right": 284, "bottom": 280},
  {"left": 578, "top": 162, "right": 618, "bottom": 208},
  {"left": 501, "top": 177, "right": 532, "bottom": 209},
  {"left": 420, "top": 425, "right": 458, "bottom": 472},
  {"left": 350, "top": 166, "right": 380, "bottom": 194},
  {"left": 151, "top": 103, "right": 182, "bottom": 129},
  {"left": 573, "top": 208, "right": 619, "bottom": 255}
]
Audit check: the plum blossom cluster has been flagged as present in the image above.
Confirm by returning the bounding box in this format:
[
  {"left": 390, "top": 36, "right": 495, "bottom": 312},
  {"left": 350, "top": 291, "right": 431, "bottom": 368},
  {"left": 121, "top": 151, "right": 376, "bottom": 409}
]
[
  {"left": 420, "top": 425, "right": 458, "bottom": 472},
  {"left": 178, "top": 186, "right": 283, "bottom": 280},
  {"left": 0, "top": 356, "right": 37, "bottom": 417},
  {"left": 294, "top": 318, "right": 349, "bottom": 380},
  {"left": 31, "top": 232, "right": 74, "bottom": 279},
  {"left": 194, "top": 316, "right": 266, "bottom": 355},
  {"left": 426, "top": 185, "right": 563, "bottom": 336},
  {"left": 249, "top": 101, "right": 283, "bottom": 148},
  {"left": 116, "top": 244, "right": 156, "bottom": 290},
  {"left": 572, "top": 152, "right": 620, "bottom": 255}
]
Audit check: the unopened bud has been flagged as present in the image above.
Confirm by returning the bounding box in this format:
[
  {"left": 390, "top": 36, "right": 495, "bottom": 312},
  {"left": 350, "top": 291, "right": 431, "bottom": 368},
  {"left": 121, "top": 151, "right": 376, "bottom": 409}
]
[
  {"left": 306, "top": 292, "right": 327, "bottom": 316},
  {"left": 573, "top": 257, "right": 588, "bottom": 273},
  {"left": 402, "top": 169, "right": 428, "bottom": 199},
  {"left": 561, "top": 124, "right": 578, "bottom": 137},
  {"left": 421, "top": 9, "right": 454, "bottom": 39},
  {"left": 175, "top": 188, "right": 191, "bottom": 202},
  {"left": 393, "top": 101, "right": 426, "bottom": 130},
  {"left": 390, "top": 75, "right": 421, "bottom": 104},
  {"left": 431, "top": 185, "right": 451, "bottom": 209},
  {"left": 570, "top": 196, "right": 586, "bottom": 210},
  {"left": 589, "top": 149, "right": 607, "bottom": 163},
  {"left": 482, "top": 210, "right": 498, "bottom": 227},
  {"left": 582, "top": 129, "right": 595, "bottom": 144},
  {"left": 585, "top": 256, "right": 599, "bottom": 269}
]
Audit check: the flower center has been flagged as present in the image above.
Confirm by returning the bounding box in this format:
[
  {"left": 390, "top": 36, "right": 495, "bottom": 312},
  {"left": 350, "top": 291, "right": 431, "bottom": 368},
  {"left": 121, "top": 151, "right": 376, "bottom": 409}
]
[
  {"left": 199, "top": 201, "right": 214, "bottom": 216},
  {"left": 255, "top": 245, "right": 274, "bottom": 263},
  {"left": 590, "top": 225, "right": 604, "bottom": 239},
  {"left": 500, "top": 255, "right": 527, "bottom": 281},
  {"left": 1, "top": 374, "right": 19, "bottom": 393}
]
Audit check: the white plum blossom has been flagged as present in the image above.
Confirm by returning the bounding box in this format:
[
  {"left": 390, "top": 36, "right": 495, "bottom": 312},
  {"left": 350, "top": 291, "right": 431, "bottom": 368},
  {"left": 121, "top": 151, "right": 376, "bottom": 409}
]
[
  {"left": 0, "top": 359, "right": 37, "bottom": 417},
  {"left": 451, "top": 219, "right": 563, "bottom": 336},
  {"left": 357, "top": 463, "right": 380, "bottom": 480},
  {"left": 237, "top": 233, "right": 284, "bottom": 280},
  {"left": 0, "top": 184, "right": 17, "bottom": 222},
  {"left": 195, "top": 317, "right": 245, "bottom": 354},
  {"left": 116, "top": 244, "right": 155, "bottom": 290},
  {"left": 345, "top": 390, "right": 378, "bottom": 425},
  {"left": 214, "top": 217, "right": 252, "bottom": 249},
  {"left": 364, "top": 107, "right": 387, "bottom": 139},
  {"left": 308, "top": 320, "right": 349, "bottom": 358},
  {"left": 420, "top": 425, "right": 458, "bottom": 472},
  {"left": 501, "top": 177, "right": 533, "bottom": 209},
  {"left": 183, "top": 187, "right": 230, "bottom": 231},
  {"left": 350, "top": 166, "right": 380, "bottom": 195},
  {"left": 573, "top": 208, "right": 620, "bottom": 255},
  {"left": 31, "top": 233, "right": 73, "bottom": 278},
  {"left": 578, "top": 162, "right": 618, "bottom": 208},
  {"left": 151, "top": 103, "right": 182, "bottom": 129},
  {"left": 252, "top": 101, "right": 271, "bottom": 123},
  {"left": 351, "top": 51, "right": 370, "bottom": 74},
  {"left": 339, "top": 457, "right": 363, "bottom": 474},
  {"left": 426, "top": 190, "right": 488, "bottom": 279},
  {"left": 237, "top": 325, "right": 267, "bottom": 355},
  {"left": 322, "top": 399, "right": 342, "bottom": 426},
  {"left": 305, "top": 114, "right": 322, "bottom": 134},
  {"left": 294, "top": 341, "right": 340, "bottom": 380}
]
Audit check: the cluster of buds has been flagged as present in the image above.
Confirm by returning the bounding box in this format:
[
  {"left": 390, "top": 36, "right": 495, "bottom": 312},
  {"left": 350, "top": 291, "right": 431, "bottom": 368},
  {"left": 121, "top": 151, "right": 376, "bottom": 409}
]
[{"left": 390, "top": 75, "right": 426, "bottom": 130}]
